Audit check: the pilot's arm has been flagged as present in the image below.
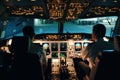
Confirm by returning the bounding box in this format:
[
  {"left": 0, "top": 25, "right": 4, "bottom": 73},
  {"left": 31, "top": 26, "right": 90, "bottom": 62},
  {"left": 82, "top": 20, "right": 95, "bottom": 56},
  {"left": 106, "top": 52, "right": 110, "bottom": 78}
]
[
  {"left": 114, "top": 36, "right": 120, "bottom": 52},
  {"left": 81, "top": 47, "right": 89, "bottom": 60}
]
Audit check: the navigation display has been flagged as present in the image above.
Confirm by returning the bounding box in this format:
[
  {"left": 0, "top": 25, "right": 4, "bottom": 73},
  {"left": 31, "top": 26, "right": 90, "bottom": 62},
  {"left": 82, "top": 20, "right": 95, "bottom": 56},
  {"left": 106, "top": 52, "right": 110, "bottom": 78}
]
[
  {"left": 51, "top": 43, "right": 58, "bottom": 51},
  {"left": 83, "top": 42, "right": 89, "bottom": 48},
  {"left": 60, "top": 42, "right": 67, "bottom": 51}
]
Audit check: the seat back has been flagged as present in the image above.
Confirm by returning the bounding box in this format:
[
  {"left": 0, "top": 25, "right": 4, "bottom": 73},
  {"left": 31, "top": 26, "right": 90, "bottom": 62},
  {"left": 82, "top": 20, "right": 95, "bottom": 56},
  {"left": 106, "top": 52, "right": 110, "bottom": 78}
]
[
  {"left": 10, "top": 36, "right": 45, "bottom": 80},
  {"left": 10, "top": 36, "right": 30, "bottom": 56},
  {"left": 95, "top": 50, "right": 120, "bottom": 80}
]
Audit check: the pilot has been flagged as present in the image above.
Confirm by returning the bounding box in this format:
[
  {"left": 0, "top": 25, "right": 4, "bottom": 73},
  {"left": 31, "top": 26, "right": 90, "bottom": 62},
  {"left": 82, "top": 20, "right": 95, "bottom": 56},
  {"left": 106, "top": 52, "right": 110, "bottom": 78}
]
[
  {"left": 22, "top": 26, "right": 47, "bottom": 72},
  {"left": 23, "top": 26, "right": 46, "bottom": 60},
  {"left": 79, "top": 24, "right": 114, "bottom": 80}
]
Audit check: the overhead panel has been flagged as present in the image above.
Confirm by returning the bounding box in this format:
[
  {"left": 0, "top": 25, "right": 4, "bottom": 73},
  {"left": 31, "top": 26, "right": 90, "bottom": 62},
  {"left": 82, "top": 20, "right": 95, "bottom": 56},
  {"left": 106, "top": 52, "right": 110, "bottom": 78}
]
[
  {"left": 84, "top": 0, "right": 120, "bottom": 18},
  {"left": 46, "top": 0, "right": 67, "bottom": 20},
  {"left": 66, "top": 0, "right": 94, "bottom": 20},
  {"left": 1, "top": 0, "right": 120, "bottom": 21},
  {"left": 4, "top": 0, "right": 46, "bottom": 18}
]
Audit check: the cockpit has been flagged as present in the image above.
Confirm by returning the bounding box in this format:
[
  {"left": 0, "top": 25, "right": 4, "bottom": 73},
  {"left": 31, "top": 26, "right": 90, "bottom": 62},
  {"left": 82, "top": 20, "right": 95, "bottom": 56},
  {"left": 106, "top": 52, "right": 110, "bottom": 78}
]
[{"left": 0, "top": 0, "right": 120, "bottom": 80}]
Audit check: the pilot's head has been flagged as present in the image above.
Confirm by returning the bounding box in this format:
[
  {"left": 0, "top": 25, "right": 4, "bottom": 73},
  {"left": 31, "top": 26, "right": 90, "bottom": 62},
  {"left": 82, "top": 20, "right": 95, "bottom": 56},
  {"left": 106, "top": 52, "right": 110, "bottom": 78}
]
[
  {"left": 22, "top": 26, "right": 35, "bottom": 39},
  {"left": 92, "top": 24, "right": 106, "bottom": 41}
]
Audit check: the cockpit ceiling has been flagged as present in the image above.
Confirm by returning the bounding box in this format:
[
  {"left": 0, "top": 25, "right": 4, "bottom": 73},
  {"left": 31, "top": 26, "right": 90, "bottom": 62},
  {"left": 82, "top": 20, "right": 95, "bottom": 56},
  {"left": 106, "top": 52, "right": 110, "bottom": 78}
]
[{"left": 0, "top": 0, "right": 120, "bottom": 21}]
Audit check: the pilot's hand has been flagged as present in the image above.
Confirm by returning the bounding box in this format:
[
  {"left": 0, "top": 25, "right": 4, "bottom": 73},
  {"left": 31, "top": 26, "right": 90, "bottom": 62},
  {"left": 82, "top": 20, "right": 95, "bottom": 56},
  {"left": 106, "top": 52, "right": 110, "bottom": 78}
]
[{"left": 87, "top": 57, "right": 95, "bottom": 70}]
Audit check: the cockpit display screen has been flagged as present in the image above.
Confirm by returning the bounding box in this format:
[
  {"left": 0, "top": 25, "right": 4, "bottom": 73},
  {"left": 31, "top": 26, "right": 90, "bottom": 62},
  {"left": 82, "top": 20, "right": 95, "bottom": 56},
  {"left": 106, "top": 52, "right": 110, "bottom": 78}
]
[
  {"left": 43, "top": 43, "right": 50, "bottom": 55},
  {"left": 75, "top": 42, "right": 82, "bottom": 51},
  {"left": 43, "top": 43, "right": 49, "bottom": 50},
  {"left": 60, "top": 52, "right": 67, "bottom": 58},
  {"left": 51, "top": 43, "right": 58, "bottom": 51},
  {"left": 83, "top": 42, "right": 89, "bottom": 48},
  {"left": 52, "top": 52, "right": 58, "bottom": 58},
  {"left": 60, "top": 42, "right": 67, "bottom": 51}
]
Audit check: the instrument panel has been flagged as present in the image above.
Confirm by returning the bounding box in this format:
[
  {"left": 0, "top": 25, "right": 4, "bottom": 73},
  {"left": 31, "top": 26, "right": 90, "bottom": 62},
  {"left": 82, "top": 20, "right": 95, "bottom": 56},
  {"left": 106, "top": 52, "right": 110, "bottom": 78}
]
[
  {"left": 1, "top": 34, "right": 93, "bottom": 80},
  {"left": 33, "top": 39, "right": 93, "bottom": 59},
  {"left": 2, "top": 33, "right": 92, "bottom": 58},
  {"left": 33, "top": 38, "right": 93, "bottom": 80},
  {"left": 35, "top": 33, "right": 88, "bottom": 41}
]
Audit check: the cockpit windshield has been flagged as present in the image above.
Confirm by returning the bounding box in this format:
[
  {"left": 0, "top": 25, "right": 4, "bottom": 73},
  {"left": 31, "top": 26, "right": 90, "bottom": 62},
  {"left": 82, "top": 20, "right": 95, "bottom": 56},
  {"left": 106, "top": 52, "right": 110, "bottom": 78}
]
[{"left": 1, "top": 16, "right": 118, "bottom": 39}]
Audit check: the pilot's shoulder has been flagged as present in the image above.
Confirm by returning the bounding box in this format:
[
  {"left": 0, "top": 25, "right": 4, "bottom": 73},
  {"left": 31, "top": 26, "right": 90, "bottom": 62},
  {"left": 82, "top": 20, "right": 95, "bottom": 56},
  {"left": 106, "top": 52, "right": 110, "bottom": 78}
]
[
  {"left": 35, "top": 44, "right": 43, "bottom": 49},
  {"left": 88, "top": 42, "right": 95, "bottom": 46}
]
